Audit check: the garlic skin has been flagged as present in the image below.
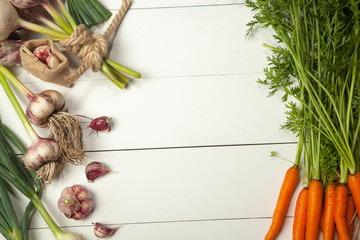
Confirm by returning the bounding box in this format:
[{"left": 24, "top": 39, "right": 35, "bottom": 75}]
[
  {"left": 0, "top": 0, "right": 20, "bottom": 41},
  {"left": 94, "top": 222, "right": 119, "bottom": 238},
  {"left": 58, "top": 185, "right": 94, "bottom": 220},
  {"left": 85, "top": 161, "right": 110, "bottom": 182},
  {"left": 10, "top": 0, "right": 43, "bottom": 9},
  {"left": 24, "top": 137, "right": 60, "bottom": 170},
  {"left": 26, "top": 90, "right": 66, "bottom": 127},
  {"left": 0, "top": 40, "right": 22, "bottom": 66},
  {"left": 88, "top": 116, "right": 111, "bottom": 132}
]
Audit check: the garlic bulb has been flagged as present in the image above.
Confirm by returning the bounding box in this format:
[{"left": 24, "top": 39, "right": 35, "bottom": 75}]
[
  {"left": 26, "top": 90, "right": 66, "bottom": 127},
  {"left": 24, "top": 137, "right": 60, "bottom": 170},
  {"left": 58, "top": 185, "right": 94, "bottom": 220}
]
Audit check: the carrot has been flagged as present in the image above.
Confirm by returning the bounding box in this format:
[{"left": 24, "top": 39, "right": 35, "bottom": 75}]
[
  {"left": 348, "top": 172, "right": 360, "bottom": 215},
  {"left": 293, "top": 188, "right": 308, "bottom": 240},
  {"left": 265, "top": 166, "right": 299, "bottom": 240},
  {"left": 346, "top": 195, "right": 355, "bottom": 238},
  {"left": 320, "top": 204, "right": 324, "bottom": 232},
  {"left": 334, "top": 184, "right": 350, "bottom": 240},
  {"left": 323, "top": 184, "right": 336, "bottom": 240},
  {"left": 305, "top": 179, "right": 323, "bottom": 240}
]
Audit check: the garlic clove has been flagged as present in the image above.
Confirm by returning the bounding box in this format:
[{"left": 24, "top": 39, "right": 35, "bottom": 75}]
[
  {"left": 88, "top": 116, "right": 111, "bottom": 132},
  {"left": 80, "top": 199, "right": 93, "bottom": 215},
  {"left": 94, "top": 222, "right": 119, "bottom": 238},
  {"left": 85, "top": 161, "right": 111, "bottom": 182},
  {"left": 40, "top": 90, "right": 67, "bottom": 112}
]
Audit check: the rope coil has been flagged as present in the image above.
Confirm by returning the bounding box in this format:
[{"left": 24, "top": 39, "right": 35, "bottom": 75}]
[{"left": 59, "top": 0, "right": 132, "bottom": 82}]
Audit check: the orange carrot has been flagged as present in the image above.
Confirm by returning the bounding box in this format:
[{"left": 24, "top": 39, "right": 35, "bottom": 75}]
[
  {"left": 334, "top": 184, "right": 350, "bottom": 240},
  {"left": 293, "top": 188, "right": 308, "bottom": 240},
  {"left": 323, "top": 184, "right": 336, "bottom": 240},
  {"left": 305, "top": 179, "right": 323, "bottom": 240},
  {"left": 265, "top": 166, "right": 299, "bottom": 240},
  {"left": 320, "top": 204, "right": 324, "bottom": 232},
  {"left": 346, "top": 195, "right": 355, "bottom": 238},
  {"left": 348, "top": 172, "right": 360, "bottom": 214}
]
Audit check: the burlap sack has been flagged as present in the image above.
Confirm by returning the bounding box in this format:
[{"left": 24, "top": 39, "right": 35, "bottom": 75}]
[{"left": 20, "top": 39, "right": 72, "bottom": 87}]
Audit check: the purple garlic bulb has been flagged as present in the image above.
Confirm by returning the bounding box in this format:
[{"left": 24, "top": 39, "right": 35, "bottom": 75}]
[
  {"left": 10, "top": 0, "right": 43, "bottom": 9},
  {"left": 58, "top": 185, "right": 94, "bottom": 220},
  {"left": 24, "top": 137, "right": 60, "bottom": 170},
  {"left": 0, "top": 40, "right": 22, "bottom": 66},
  {"left": 26, "top": 90, "right": 67, "bottom": 127}
]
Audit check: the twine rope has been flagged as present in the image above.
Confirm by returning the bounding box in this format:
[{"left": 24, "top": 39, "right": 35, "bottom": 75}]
[{"left": 59, "top": 0, "right": 132, "bottom": 82}]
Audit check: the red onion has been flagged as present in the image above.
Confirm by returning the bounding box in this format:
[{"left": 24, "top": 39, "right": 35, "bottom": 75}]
[{"left": 57, "top": 185, "right": 94, "bottom": 220}]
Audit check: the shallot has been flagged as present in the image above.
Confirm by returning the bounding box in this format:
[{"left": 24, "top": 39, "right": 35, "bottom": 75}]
[
  {"left": 85, "top": 161, "right": 111, "bottom": 182},
  {"left": 58, "top": 185, "right": 94, "bottom": 220}
]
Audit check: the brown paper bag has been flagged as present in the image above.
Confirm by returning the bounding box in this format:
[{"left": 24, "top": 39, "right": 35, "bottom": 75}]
[{"left": 20, "top": 39, "right": 72, "bottom": 87}]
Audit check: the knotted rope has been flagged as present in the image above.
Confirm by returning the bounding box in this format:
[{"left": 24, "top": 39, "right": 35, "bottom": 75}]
[{"left": 59, "top": 0, "right": 132, "bottom": 82}]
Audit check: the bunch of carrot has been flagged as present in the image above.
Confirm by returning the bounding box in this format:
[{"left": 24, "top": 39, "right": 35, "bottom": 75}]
[{"left": 246, "top": 0, "right": 360, "bottom": 239}]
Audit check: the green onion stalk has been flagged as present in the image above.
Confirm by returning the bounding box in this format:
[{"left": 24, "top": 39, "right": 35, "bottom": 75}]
[
  {"left": 0, "top": 122, "right": 43, "bottom": 240},
  {"left": 51, "top": 0, "right": 141, "bottom": 89},
  {"left": 0, "top": 74, "right": 82, "bottom": 240}
]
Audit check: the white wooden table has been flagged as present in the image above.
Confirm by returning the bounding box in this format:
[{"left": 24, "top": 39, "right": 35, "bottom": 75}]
[{"left": 0, "top": 1, "right": 300, "bottom": 239}]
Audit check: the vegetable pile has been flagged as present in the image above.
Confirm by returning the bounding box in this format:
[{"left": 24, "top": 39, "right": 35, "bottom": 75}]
[
  {"left": 246, "top": 0, "right": 360, "bottom": 239},
  {"left": 0, "top": 0, "right": 136, "bottom": 239}
]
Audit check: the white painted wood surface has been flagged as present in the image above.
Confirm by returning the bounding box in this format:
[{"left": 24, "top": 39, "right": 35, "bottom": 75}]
[{"left": 0, "top": 1, "right": 304, "bottom": 239}]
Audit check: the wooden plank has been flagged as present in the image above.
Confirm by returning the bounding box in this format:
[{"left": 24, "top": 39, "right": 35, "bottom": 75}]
[
  {"left": 25, "top": 218, "right": 293, "bottom": 240},
  {"left": 0, "top": 74, "right": 295, "bottom": 151},
  {"left": 20, "top": 143, "right": 300, "bottom": 229},
  {"left": 11, "top": 4, "right": 274, "bottom": 82},
  {"left": 104, "top": 0, "right": 244, "bottom": 10}
]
